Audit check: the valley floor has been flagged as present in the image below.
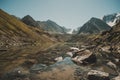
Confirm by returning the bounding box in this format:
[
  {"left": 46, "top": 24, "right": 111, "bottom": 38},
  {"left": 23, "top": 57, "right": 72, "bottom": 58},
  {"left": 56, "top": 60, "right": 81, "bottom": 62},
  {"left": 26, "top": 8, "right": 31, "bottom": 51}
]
[{"left": 0, "top": 42, "right": 120, "bottom": 80}]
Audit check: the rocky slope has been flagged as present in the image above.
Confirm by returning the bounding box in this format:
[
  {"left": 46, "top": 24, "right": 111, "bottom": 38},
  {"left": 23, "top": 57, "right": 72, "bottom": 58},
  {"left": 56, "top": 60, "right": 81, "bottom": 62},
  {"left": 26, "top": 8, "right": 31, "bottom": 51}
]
[
  {"left": 94, "top": 20, "right": 120, "bottom": 46},
  {"left": 78, "top": 17, "right": 111, "bottom": 34}
]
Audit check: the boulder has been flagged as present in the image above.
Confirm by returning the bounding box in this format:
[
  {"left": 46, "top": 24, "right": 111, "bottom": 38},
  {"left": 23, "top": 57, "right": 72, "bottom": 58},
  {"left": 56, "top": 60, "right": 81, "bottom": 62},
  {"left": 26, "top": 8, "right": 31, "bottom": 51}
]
[
  {"left": 49, "top": 57, "right": 77, "bottom": 70},
  {"left": 107, "top": 61, "right": 117, "bottom": 70},
  {"left": 87, "top": 70, "right": 110, "bottom": 80},
  {"left": 54, "top": 56, "right": 63, "bottom": 62},
  {"left": 72, "top": 50, "right": 96, "bottom": 65},
  {"left": 66, "top": 52, "right": 73, "bottom": 57},
  {"left": 30, "top": 64, "right": 47, "bottom": 73},
  {"left": 115, "top": 59, "right": 119, "bottom": 63},
  {"left": 112, "top": 75, "right": 120, "bottom": 80},
  {"left": 101, "top": 46, "right": 111, "bottom": 53},
  {"left": 70, "top": 47, "right": 80, "bottom": 52}
]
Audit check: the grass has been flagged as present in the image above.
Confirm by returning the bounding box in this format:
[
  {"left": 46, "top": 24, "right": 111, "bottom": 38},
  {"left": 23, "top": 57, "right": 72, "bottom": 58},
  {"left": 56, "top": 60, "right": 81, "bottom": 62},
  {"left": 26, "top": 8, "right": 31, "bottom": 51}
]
[{"left": 0, "top": 9, "right": 57, "bottom": 76}]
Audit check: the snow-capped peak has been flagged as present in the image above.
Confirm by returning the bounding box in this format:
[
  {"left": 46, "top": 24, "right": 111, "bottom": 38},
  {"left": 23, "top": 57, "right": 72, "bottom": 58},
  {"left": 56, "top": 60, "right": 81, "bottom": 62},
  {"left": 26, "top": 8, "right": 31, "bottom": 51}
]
[{"left": 102, "top": 12, "right": 120, "bottom": 27}]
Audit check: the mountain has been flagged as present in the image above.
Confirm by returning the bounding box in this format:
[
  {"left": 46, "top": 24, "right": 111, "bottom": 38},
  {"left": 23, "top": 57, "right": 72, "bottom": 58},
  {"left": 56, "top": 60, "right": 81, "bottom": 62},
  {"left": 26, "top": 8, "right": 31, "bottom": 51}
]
[
  {"left": 21, "top": 15, "right": 38, "bottom": 27},
  {"left": 78, "top": 17, "right": 111, "bottom": 34},
  {"left": 102, "top": 12, "right": 120, "bottom": 27},
  {"left": 21, "top": 15, "right": 69, "bottom": 34},
  {"left": 0, "top": 9, "right": 55, "bottom": 45},
  {"left": 37, "top": 20, "right": 70, "bottom": 34}
]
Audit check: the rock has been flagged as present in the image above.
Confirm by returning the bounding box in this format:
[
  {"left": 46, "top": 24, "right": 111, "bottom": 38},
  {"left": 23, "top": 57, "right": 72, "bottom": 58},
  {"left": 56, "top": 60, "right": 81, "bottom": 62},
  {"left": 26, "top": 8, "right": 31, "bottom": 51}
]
[
  {"left": 66, "top": 52, "right": 73, "bottom": 57},
  {"left": 9, "top": 67, "right": 28, "bottom": 75},
  {"left": 82, "top": 53, "right": 96, "bottom": 64},
  {"left": 107, "top": 61, "right": 117, "bottom": 70},
  {"left": 30, "top": 64, "right": 47, "bottom": 73},
  {"left": 115, "top": 59, "right": 119, "bottom": 63},
  {"left": 70, "top": 47, "right": 80, "bottom": 52},
  {"left": 54, "top": 56, "right": 63, "bottom": 62},
  {"left": 72, "top": 50, "right": 96, "bottom": 65},
  {"left": 112, "top": 75, "right": 120, "bottom": 80},
  {"left": 118, "top": 50, "right": 120, "bottom": 53},
  {"left": 101, "top": 65, "right": 118, "bottom": 76},
  {"left": 49, "top": 57, "right": 77, "bottom": 70},
  {"left": 101, "top": 46, "right": 111, "bottom": 53},
  {"left": 22, "top": 59, "right": 37, "bottom": 68},
  {"left": 87, "top": 70, "right": 110, "bottom": 80},
  {"left": 74, "top": 67, "right": 87, "bottom": 80}
]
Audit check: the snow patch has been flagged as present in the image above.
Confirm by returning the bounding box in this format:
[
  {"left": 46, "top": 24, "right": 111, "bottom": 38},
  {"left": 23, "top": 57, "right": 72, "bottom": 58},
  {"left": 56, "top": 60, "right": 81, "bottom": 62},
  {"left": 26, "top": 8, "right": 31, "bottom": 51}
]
[{"left": 67, "top": 29, "right": 73, "bottom": 34}]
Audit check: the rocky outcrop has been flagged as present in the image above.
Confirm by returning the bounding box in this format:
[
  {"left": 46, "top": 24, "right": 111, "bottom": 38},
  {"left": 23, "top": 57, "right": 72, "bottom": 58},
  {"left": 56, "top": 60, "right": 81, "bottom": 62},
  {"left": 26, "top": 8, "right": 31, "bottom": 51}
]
[
  {"left": 112, "top": 75, "right": 120, "bottom": 80},
  {"left": 87, "top": 70, "right": 110, "bottom": 80},
  {"left": 67, "top": 48, "right": 97, "bottom": 65},
  {"left": 72, "top": 51, "right": 96, "bottom": 65}
]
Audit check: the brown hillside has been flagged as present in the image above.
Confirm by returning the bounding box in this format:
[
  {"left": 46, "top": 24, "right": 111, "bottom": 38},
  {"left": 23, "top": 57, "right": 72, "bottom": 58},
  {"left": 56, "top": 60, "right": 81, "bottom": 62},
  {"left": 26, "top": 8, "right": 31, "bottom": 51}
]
[
  {"left": 0, "top": 9, "right": 56, "bottom": 45},
  {"left": 0, "top": 9, "right": 56, "bottom": 76}
]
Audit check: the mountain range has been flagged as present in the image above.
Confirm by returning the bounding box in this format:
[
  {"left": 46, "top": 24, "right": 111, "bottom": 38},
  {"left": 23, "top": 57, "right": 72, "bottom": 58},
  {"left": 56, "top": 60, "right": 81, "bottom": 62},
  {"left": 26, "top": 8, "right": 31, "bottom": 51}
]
[
  {"left": 21, "top": 15, "right": 70, "bottom": 34},
  {"left": 0, "top": 9, "right": 120, "bottom": 44}
]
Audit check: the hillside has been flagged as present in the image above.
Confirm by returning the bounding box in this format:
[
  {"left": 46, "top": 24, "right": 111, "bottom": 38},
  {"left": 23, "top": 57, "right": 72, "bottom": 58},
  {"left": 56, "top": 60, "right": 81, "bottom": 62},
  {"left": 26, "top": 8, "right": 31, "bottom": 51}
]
[
  {"left": 0, "top": 9, "right": 56, "bottom": 76},
  {"left": 94, "top": 21, "right": 120, "bottom": 46},
  {"left": 78, "top": 17, "right": 111, "bottom": 34},
  {"left": 0, "top": 9, "right": 56, "bottom": 45}
]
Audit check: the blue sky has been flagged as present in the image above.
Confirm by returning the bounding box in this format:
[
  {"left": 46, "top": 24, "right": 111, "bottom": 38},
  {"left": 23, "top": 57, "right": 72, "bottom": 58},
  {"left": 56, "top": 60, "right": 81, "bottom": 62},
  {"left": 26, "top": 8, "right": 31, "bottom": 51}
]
[{"left": 0, "top": 0, "right": 120, "bottom": 29}]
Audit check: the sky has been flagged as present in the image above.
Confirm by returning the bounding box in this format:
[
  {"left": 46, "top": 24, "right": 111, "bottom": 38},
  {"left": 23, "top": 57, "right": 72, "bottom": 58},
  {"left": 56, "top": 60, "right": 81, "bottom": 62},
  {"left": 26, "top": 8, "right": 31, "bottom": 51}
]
[{"left": 0, "top": 0, "right": 120, "bottom": 29}]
